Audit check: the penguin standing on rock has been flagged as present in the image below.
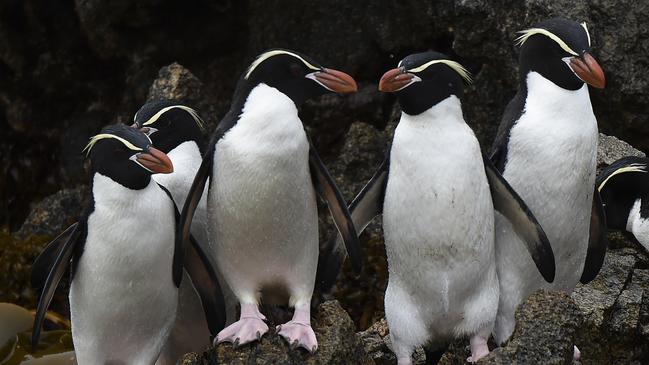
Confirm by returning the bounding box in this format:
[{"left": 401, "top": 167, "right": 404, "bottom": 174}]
[
  {"left": 597, "top": 156, "right": 649, "bottom": 250},
  {"left": 31, "top": 125, "right": 222, "bottom": 364},
  {"left": 131, "top": 101, "right": 235, "bottom": 365},
  {"left": 490, "top": 17, "right": 608, "bottom": 344},
  {"left": 179, "top": 49, "right": 362, "bottom": 353},
  {"left": 342, "top": 51, "right": 554, "bottom": 364}
]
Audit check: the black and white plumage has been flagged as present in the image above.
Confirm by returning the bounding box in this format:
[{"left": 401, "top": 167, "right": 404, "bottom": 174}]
[
  {"left": 489, "top": 17, "right": 608, "bottom": 344},
  {"left": 31, "top": 124, "right": 221, "bottom": 364},
  {"left": 597, "top": 157, "right": 649, "bottom": 250},
  {"left": 132, "top": 101, "right": 232, "bottom": 365},
  {"left": 345, "top": 51, "right": 553, "bottom": 365},
  {"left": 178, "top": 49, "right": 361, "bottom": 352}
]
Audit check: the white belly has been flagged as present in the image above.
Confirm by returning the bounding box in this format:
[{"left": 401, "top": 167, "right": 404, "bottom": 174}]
[
  {"left": 383, "top": 97, "right": 498, "bottom": 341},
  {"left": 497, "top": 72, "right": 598, "bottom": 295},
  {"left": 207, "top": 84, "right": 318, "bottom": 306},
  {"left": 70, "top": 174, "right": 177, "bottom": 365}
]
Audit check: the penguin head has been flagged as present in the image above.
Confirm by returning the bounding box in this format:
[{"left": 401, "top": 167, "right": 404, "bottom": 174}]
[
  {"left": 239, "top": 49, "right": 358, "bottom": 105},
  {"left": 517, "top": 17, "right": 605, "bottom": 90},
  {"left": 131, "top": 100, "right": 205, "bottom": 154},
  {"left": 83, "top": 124, "right": 174, "bottom": 190},
  {"left": 597, "top": 157, "right": 649, "bottom": 230},
  {"left": 378, "top": 51, "right": 471, "bottom": 116}
]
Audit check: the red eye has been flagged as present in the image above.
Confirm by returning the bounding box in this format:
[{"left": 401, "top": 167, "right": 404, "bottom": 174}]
[{"left": 290, "top": 63, "right": 303, "bottom": 77}]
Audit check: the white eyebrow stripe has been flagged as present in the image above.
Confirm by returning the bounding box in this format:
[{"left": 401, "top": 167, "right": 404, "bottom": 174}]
[
  {"left": 83, "top": 134, "right": 144, "bottom": 156},
  {"left": 406, "top": 59, "right": 473, "bottom": 84},
  {"left": 581, "top": 22, "right": 591, "bottom": 46},
  {"left": 598, "top": 163, "right": 647, "bottom": 191},
  {"left": 244, "top": 50, "right": 320, "bottom": 79},
  {"left": 515, "top": 28, "right": 579, "bottom": 56},
  {"left": 142, "top": 105, "right": 206, "bottom": 131}
]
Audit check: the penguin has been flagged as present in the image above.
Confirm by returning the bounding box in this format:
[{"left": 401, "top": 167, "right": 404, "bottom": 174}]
[
  {"left": 131, "top": 101, "right": 236, "bottom": 364},
  {"left": 597, "top": 156, "right": 649, "bottom": 250},
  {"left": 340, "top": 51, "right": 554, "bottom": 365},
  {"left": 489, "top": 17, "right": 608, "bottom": 344},
  {"left": 31, "top": 124, "right": 224, "bottom": 364},
  {"left": 178, "top": 49, "right": 362, "bottom": 352}
]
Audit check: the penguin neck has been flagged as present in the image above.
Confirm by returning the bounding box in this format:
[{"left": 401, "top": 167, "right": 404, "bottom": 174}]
[
  {"left": 400, "top": 95, "right": 464, "bottom": 128},
  {"left": 152, "top": 141, "right": 202, "bottom": 201},
  {"left": 92, "top": 172, "right": 157, "bottom": 210},
  {"left": 234, "top": 83, "right": 304, "bottom": 140},
  {"left": 522, "top": 71, "right": 590, "bottom": 112}
]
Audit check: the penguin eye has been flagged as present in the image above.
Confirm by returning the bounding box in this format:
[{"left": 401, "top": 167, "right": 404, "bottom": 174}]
[{"left": 289, "top": 63, "right": 303, "bottom": 77}]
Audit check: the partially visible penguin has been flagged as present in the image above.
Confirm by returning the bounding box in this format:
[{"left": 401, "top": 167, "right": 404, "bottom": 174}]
[
  {"left": 597, "top": 156, "right": 649, "bottom": 250},
  {"left": 131, "top": 101, "right": 235, "bottom": 364},
  {"left": 179, "top": 49, "right": 362, "bottom": 352},
  {"left": 490, "top": 17, "right": 608, "bottom": 344},
  {"left": 30, "top": 125, "right": 223, "bottom": 364},
  {"left": 342, "top": 52, "right": 554, "bottom": 365}
]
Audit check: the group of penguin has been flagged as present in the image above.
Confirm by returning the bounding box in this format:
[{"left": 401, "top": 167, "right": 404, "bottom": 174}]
[{"left": 26, "top": 16, "right": 649, "bottom": 365}]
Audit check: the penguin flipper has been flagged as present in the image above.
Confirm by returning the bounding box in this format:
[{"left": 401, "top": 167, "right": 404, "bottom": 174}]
[
  {"left": 316, "top": 158, "right": 388, "bottom": 291},
  {"left": 483, "top": 154, "right": 556, "bottom": 283},
  {"left": 580, "top": 188, "right": 608, "bottom": 284},
  {"left": 31, "top": 222, "right": 78, "bottom": 290},
  {"left": 308, "top": 140, "right": 362, "bottom": 274},
  {"left": 31, "top": 223, "right": 83, "bottom": 349},
  {"left": 186, "top": 235, "right": 227, "bottom": 338}
]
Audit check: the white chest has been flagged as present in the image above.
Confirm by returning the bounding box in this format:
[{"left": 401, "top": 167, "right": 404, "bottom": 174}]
[{"left": 153, "top": 141, "right": 203, "bottom": 208}]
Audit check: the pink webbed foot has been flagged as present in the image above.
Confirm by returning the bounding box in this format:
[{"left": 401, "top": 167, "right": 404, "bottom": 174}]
[
  {"left": 467, "top": 334, "right": 489, "bottom": 363},
  {"left": 277, "top": 321, "right": 318, "bottom": 353},
  {"left": 277, "top": 304, "right": 318, "bottom": 353},
  {"left": 215, "top": 303, "right": 269, "bottom": 347}
]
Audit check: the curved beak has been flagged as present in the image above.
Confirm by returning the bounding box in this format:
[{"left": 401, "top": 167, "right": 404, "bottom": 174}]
[
  {"left": 132, "top": 147, "right": 173, "bottom": 174},
  {"left": 307, "top": 68, "right": 358, "bottom": 94},
  {"left": 130, "top": 123, "right": 158, "bottom": 137},
  {"left": 569, "top": 53, "right": 606, "bottom": 89},
  {"left": 378, "top": 67, "right": 418, "bottom": 92}
]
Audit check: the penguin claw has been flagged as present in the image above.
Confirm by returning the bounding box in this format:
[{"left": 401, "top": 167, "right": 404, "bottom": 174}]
[
  {"left": 277, "top": 321, "right": 318, "bottom": 353},
  {"left": 215, "top": 317, "right": 269, "bottom": 347}
]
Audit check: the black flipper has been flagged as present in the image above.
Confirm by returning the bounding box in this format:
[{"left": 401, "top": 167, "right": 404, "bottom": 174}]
[
  {"left": 580, "top": 188, "right": 608, "bottom": 284},
  {"left": 308, "top": 140, "right": 362, "bottom": 274},
  {"left": 483, "top": 154, "right": 556, "bottom": 283},
  {"left": 31, "top": 222, "right": 78, "bottom": 290},
  {"left": 186, "top": 235, "right": 226, "bottom": 337},
  {"left": 31, "top": 223, "right": 82, "bottom": 349},
  {"left": 158, "top": 183, "right": 185, "bottom": 287},
  {"left": 316, "top": 158, "right": 388, "bottom": 290}
]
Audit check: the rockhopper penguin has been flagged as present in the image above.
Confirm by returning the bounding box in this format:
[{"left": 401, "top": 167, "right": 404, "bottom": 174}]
[
  {"left": 341, "top": 51, "right": 554, "bottom": 364},
  {"left": 31, "top": 124, "right": 222, "bottom": 364},
  {"left": 178, "top": 49, "right": 362, "bottom": 353},
  {"left": 132, "top": 101, "right": 235, "bottom": 365},
  {"left": 489, "top": 17, "right": 608, "bottom": 344}
]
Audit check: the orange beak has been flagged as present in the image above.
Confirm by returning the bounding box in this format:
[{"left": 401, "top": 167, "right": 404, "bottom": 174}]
[
  {"left": 136, "top": 147, "right": 174, "bottom": 174},
  {"left": 312, "top": 68, "right": 358, "bottom": 94},
  {"left": 378, "top": 67, "right": 416, "bottom": 92},
  {"left": 570, "top": 53, "right": 606, "bottom": 89}
]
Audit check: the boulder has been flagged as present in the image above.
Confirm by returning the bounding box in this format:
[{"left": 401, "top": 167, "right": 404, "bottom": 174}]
[
  {"left": 597, "top": 133, "right": 646, "bottom": 168},
  {"left": 179, "top": 300, "right": 372, "bottom": 364}
]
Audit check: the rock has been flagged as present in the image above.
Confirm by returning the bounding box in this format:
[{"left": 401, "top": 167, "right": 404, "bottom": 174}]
[
  {"left": 147, "top": 63, "right": 203, "bottom": 106},
  {"left": 180, "top": 300, "right": 372, "bottom": 365},
  {"left": 357, "top": 318, "right": 426, "bottom": 365},
  {"left": 15, "top": 186, "right": 87, "bottom": 240},
  {"left": 572, "top": 248, "right": 649, "bottom": 364},
  {"left": 597, "top": 133, "right": 645, "bottom": 168}
]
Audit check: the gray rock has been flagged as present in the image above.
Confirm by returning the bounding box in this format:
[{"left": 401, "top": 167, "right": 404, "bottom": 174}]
[
  {"left": 15, "top": 186, "right": 87, "bottom": 240},
  {"left": 180, "top": 300, "right": 372, "bottom": 365},
  {"left": 147, "top": 63, "right": 203, "bottom": 106},
  {"left": 597, "top": 133, "right": 645, "bottom": 168},
  {"left": 573, "top": 248, "right": 649, "bottom": 364}
]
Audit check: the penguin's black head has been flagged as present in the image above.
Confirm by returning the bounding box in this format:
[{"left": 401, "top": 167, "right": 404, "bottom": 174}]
[
  {"left": 378, "top": 51, "right": 471, "bottom": 116},
  {"left": 240, "top": 49, "right": 358, "bottom": 105},
  {"left": 517, "top": 17, "right": 605, "bottom": 90},
  {"left": 131, "top": 100, "right": 205, "bottom": 154},
  {"left": 597, "top": 157, "right": 649, "bottom": 230},
  {"left": 84, "top": 124, "right": 174, "bottom": 190}
]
